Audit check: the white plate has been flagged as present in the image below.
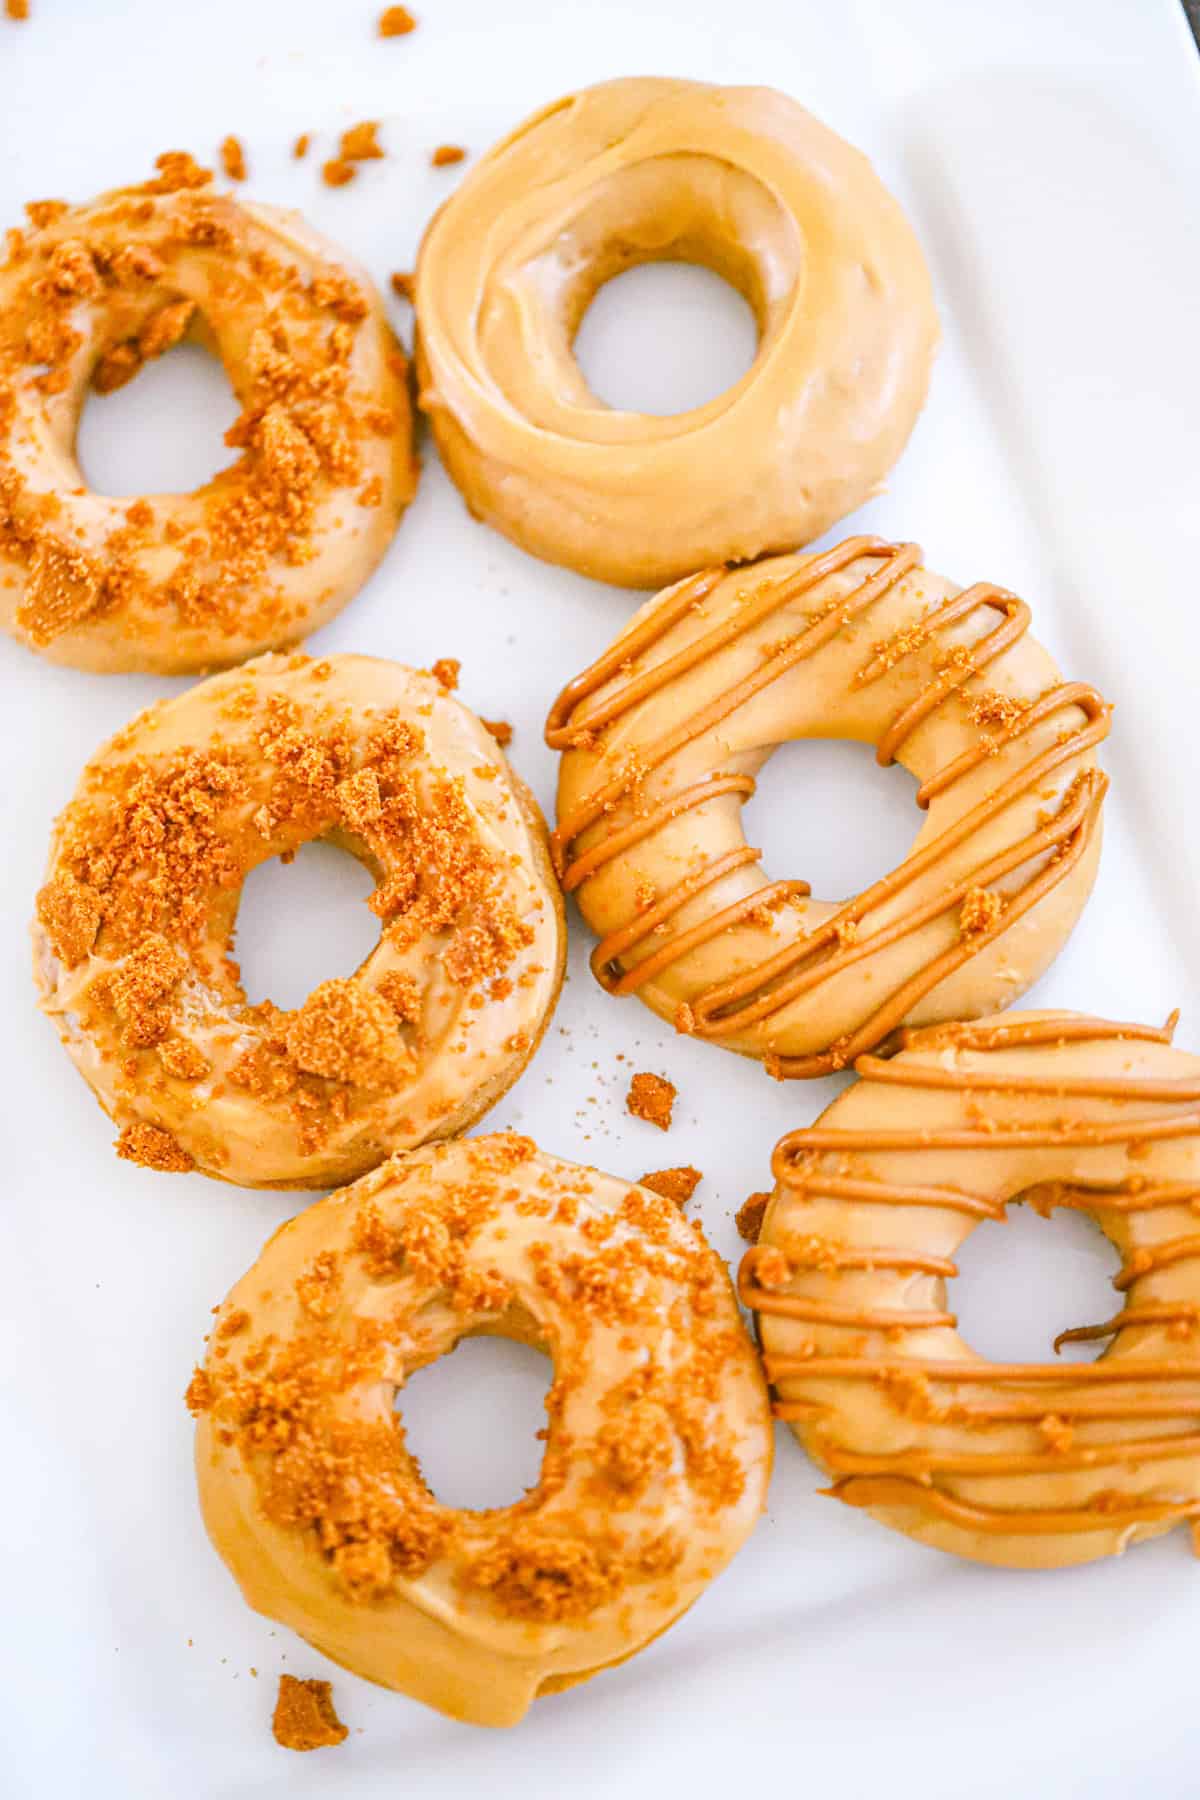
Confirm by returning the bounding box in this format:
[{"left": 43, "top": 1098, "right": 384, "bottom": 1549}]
[{"left": 3, "top": 1, "right": 1200, "bottom": 1794}]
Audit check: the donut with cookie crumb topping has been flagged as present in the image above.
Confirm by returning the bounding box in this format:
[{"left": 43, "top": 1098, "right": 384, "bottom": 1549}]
[
  {"left": 189, "top": 1134, "right": 772, "bottom": 1725},
  {"left": 0, "top": 154, "right": 416, "bottom": 673},
  {"left": 32, "top": 652, "right": 564, "bottom": 1188}
]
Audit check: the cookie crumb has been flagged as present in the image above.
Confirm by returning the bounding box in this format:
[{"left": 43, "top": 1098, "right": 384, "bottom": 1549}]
[
  {"left": 431, "top": 657, "right": 460, "bottom": 691},
  {"left": 340, "top": 121, "right": 384, "bottom": 163},
  {"left": 4, "top": 0, "right": 29, "bottom": 19},
  {"left": 482, "top": 718, "right": 512, "bottom": 747},
  {"left": 735, "top": 1191, "right": 771, "bottom": 1243},
  {"left": 626, "top": 1071, "right": 676, "bottom": 1131},
  {"left": 115, "top": 1122, "right": 195, "bottom": 1174},
  {"left": 321, "top": 159, "right": 357, "bottom": 189},
  {"left": 390, "top": 270, "right": 414, "bottom": 302},
  {"left": 272, "top": 1676, "right": 348, "bottom": 1752},
  {"left": 959, "top": 886, "right": 1003, "bottom": 937},
  {"left": 431, "top": 144, "right": 466, "bottom": 168},
  {"left": 219, "top": 136, "right": 247, "bottom": 183},
  {"left": 378, "top": 4, "right": 416, "bottom": 33},
  {"left": 639, "top": 1166, "right": 701, "bottom": 1206},
  {"left": 293, "top": 133, "right": 311, "bottom": 160}
]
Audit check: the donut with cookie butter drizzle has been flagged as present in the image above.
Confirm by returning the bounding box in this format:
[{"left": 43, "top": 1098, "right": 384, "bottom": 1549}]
[
  {"left": 549, "top": 536, "right": 1110, "bottom": 1076},
  {"left": 32, "top": 652, "right": 564, "bottom": 1188},
  {"left": 189, "top": 1134, "right": 773, "bottom": 1725},
  {"left": 740, "top": 1009, "right": 1200, "bottom": 1569},
  {"left": 0, "top": 153, "right": 416, "bottom": 673}
]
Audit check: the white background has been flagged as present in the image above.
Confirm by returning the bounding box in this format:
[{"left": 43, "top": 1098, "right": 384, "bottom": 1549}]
[{"left": 2, "top": 1, "right": 1200, "bottom": 1795}]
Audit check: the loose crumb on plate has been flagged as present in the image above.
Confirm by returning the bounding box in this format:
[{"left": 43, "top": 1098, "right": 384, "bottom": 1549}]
[
  {"left": 4, "top": 0, "right": 29, "bottom": 19},
  {"left": 293, "top": 133, "right": 311, "bottom": 160},
  {"left": 341, "top": 120, "right": 384, "bottom": 162},
  {"left": 639, "top": 1166, "right": 702, "bottom": 1206},
  {"left": 735, "top": 1191, "right": 771, "bottom": 1243},
  {"left": 431, "top": 144, "right": 467, "bottom": 167},
  {"left": 219, "top": 136, "right": 247, "bottom": 183},
  {"left": 378, "top": 4, "right": 417, "bottom": 34},
  {"left": 272, "top": 1676, "right": 348, "bottom": 1752},
  {"left": 482, "top": 718, "right": 512, "bottom": 747},
  {"left": 626, "top": 1071, "right": 676, "bottom": 1131},
  {"left": 390, "top": 270, "right": 414, "bottom": 301},
  {"left": 322, "top": 159, "right": 357, "bottom": 188}
]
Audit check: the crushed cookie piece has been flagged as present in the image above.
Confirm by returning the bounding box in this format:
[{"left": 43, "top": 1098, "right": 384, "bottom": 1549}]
[
  {"left": 293, "top": 133, "right": 311, "bottom": 160},
  {"left": 959, "top": 886, "right": 1004, "bottom": 937},
  {"left": 271, "top": 1676, "right": 348, "bottom": 1752},
  {"left": 431, "top": 656, "right": 460, "bottom": 691},
  {"left": 431, "top": 144, "right": 466, "bottom": 167},
  {"left": 481, "top": 718, "right": 512, "bottom": 747},
  {"left": 378, "top": 4, "right": 416, "bottom": 33},
  {"left": 322, "top": 159, "right": 357, "bottom": 189},
  {"left": 36, "top": 873, "right": 101, "bottom": 967},
  {"left": 4, "top": 0, "right": 29, "bottom": 18},
  {"left": 389, "top": 270, "right": 414, "bottom": 302},
  {"left": 735, "top": 1191, "right": 771, "bottom": 1242},
  {"left": 220, "top": 136, "right": 248, "bottom": 183},
  {"left": 750, "top": 1246, "right": 790, "bottom": 1290},
  {"left": 115, "top": 1121, "right": 195, "bottom": 1173},
  {"left": 639, "top": 1166, "right": 702, "bottom": 1207},
  {"left": 285, "top": 979, "right": 409, "bottom": 1087},
  {"left": 626, "top": 1071, "right": 676, "bottom": 1131},
  {"left": 339, "top": 122, "right": 384, "bottom": 163}
]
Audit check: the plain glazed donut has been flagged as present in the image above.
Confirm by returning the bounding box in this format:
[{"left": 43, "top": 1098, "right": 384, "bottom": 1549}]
[
  {"left": 740, "top": 1011, "right": 1200, "bottom": 1570},
  {"left": 188, "top": 1133, "right": 773, "bottom": 1725},
  {"left": 0, "top": 154, "right": 416, "bottom": 673},
  {"left": 33, "top": 653, "right": 564, "bottom": 1188},
  {"left": 549, "top": 536, "right": 1110, "bottom": 1077},
  {"left": 414, "top": 77, "right": 937, "bottom": 588}
]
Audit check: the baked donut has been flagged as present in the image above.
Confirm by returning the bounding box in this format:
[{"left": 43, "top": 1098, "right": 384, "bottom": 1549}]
[
  {"left": 741, "top": 1010, "right": 1200, "bottom": 1569},
  {"left": 0, "top": 154, "right": 416, "bottom": 674},
  {"left": 33, "top": 652, "right": 564, "bottom": 1188},
  {"left": 549, "top": 536, "right": 1110, "bottom": 1077},
  {"left": 188, "top": 1133, "right": 773, "bottom": 1725},
  {"left": 414, "top": 77, "right": 937, "bottom": 588}
]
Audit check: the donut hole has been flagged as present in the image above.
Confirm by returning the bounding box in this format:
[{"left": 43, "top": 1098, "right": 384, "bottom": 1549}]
[
  {"left": 573, "top": 262, "right": 758, "bottom": 416},
  {"left": 76, "top": 339, "right": 238, "bottom": 497},
  {"left": 397, "top": 1333, "right": 552, "bottom": 1511},
  {"left": 952, "top": 1203, "right": 1121, "bottom": 1364},
  {"left": 235, "top": 840, "right": 378, "bottom": 1010},
  {"left": 742, "top": 739, "right": 921, "bottom": 900}
]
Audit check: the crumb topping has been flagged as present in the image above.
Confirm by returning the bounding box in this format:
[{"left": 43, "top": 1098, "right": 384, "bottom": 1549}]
[
  {"left": 1, "top": 156, "right": 406, "bottom": 653},
  {"left": 191, "top": 1143, "right": 755, "bottom": 1627},
  {"left": 116, "top": 1120, "right": 195, "bottom": 1172},
  {"left": 626, "top": 1071, "right": 676, "bottom": 1131},
  {"left": 271, "top": 1676, "right": 347, "bottom": 1752},
  {"left": 959, "top": 885, "right": 1004, "bottom": 936},
  {"left": 39, "top": 664, "right": 541, "bottom": 1166}
]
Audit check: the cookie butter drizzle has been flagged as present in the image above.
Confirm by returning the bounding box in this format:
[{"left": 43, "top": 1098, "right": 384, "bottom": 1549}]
[
  {"left": 546, "top": 538, "right": 1111, "bottom": 1076},
  {"left": 740, "top": 1013, "right": 1200, "bottom": 1543}
]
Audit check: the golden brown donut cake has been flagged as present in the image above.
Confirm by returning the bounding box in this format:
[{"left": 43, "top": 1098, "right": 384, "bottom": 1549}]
[
  {"left": 741, "top": 1010, "right": 1200, "bottom": 1569},
  {"left": 415, "top": 78, "right": 937, "bottom": 587},
  {"left": 550, "top": 537, "right": 1110, "bottom": 1077},
  {"left": 0, "top": 154, "right": 416, "bottom": 673},
  {"left": 33, "top": 653, "right": 564, "bottom": 1187},
  {"left": 189, "top": 1134, "right": 773, "bottom": 1725}
]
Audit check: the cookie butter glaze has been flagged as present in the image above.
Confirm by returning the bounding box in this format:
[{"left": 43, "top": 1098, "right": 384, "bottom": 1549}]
[
  {"left": 550, "top": 538, "right": 1109, "bottom": 1076},
  {"left": 414, "top": 78, "right": 937, "bottom": 588},
  {"left": 190, "top": 1135, "right": 773, "bottom": 1726},
  {"left": 0, "top": 155, "right": 416, "bottom": 673},
  {"left": 33, "top": 654, "right": 564, "bottom": 1188},
  {"left": 741, "top": 1010, "right": 1200, "bottom": 1569}
]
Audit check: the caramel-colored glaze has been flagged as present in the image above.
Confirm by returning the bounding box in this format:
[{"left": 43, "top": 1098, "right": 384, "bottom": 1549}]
[
  {"left": 32, "top": 653, "right": 565, "bottom": 1188},
  {"left": 0, "top": 168, "right": 416, "bottom": 673},
  {"left": 193, "top": 1135, "right": 773, "bottom": 1726},
  {"left": 742, "top": 1009, "right": 1200, "bottom": 1569},
  {"left": 549, "top": 539, "right": 1109, "bottom": 1077},
  {"left": 414, "top": 78, "right": 937, "bottom": 588}
]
